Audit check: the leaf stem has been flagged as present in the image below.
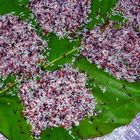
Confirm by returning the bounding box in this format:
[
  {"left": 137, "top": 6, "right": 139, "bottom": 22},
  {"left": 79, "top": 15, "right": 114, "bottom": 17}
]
[
  {"left": 43, "top": 47, "right": 77, "bottom": 68},
  {"left": 0, "top": 82, "right": 18, "bottom": 94}
]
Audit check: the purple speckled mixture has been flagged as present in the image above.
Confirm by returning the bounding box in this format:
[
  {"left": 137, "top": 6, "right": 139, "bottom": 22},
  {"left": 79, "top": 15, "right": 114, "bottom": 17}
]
[
  {"left": 18, "top": 66, "right": 95, "bottom": 138},
  {"left": 0, "top": 15, "right": 47, "bottom": 78},
  {"left": 28, "top": 0, "right": 91, "bottom": 38}
]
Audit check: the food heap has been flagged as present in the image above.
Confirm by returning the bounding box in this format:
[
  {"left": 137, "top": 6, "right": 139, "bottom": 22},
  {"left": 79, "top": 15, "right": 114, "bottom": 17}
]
[
  {"left": 0, "top": 15, "right": 47, "bottom": 78},
  {"left": 81, "top": 0, "right": 140, "bottom": 82},
  {"left": 28, "top": 0, "right": 91, "bottom": 37},
  {"left": 19, "top": 66, "right": 95, "bottom": 138}
]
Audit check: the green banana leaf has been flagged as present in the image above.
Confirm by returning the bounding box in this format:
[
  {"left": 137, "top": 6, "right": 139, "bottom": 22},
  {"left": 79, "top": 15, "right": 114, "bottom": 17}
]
[{"left": 0, "top": 0, "right": 140, "bottom": 140}]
